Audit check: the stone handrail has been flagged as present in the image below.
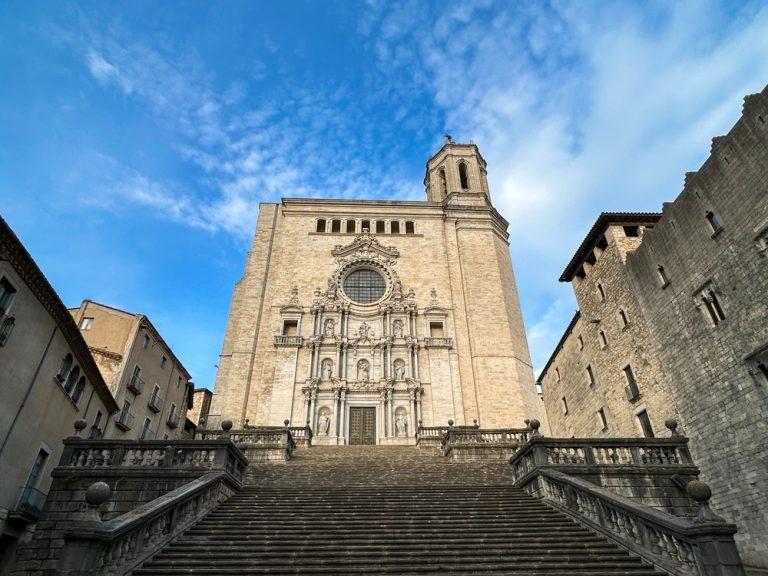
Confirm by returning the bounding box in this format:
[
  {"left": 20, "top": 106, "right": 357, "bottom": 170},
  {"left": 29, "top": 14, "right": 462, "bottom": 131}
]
[
  {"left": 273, "top": 335, "right": 304, "bottom": 346},
  {"left": 443, "top": 426, "right": 530, "bottom": 456},
  {"left": 416, "top": 426, "right": 448, "bottom": 439},
  {"left": 509, "top": 436, "right": 695, "bottom": 484},
  {"left": 197, "top": 426, "right": 296, "bottom": 460},
  {"left": 423, "top": 337, "right": 453, "bottom": 348},
  {"left": 59, "top": 438, "right": 248, "bottom": 483},
  {"left": 58, "top": 471, "right": 237, "bottom": 576},
  {"left": 528, "top": 469, "right": 744, "bottom": 576},
  {"left": 289, "top": 425, "right": 313, "bottom": 448}
]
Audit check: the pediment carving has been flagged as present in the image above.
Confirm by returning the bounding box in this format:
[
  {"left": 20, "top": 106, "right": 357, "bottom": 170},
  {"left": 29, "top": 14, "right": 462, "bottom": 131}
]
[{"left": 331, "top": 233, "right": 399, "bottom": 259}]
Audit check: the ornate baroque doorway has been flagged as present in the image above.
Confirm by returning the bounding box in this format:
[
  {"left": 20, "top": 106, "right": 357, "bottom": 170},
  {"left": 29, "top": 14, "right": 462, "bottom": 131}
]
[{"left": 349, "top": 407, "right": 376, "bottom": 445}]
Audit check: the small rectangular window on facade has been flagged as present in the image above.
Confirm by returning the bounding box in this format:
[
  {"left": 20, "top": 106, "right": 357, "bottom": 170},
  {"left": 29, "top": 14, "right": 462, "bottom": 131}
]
[
  {"left": 390, "top": 221, "right": 400, "bottom": 234},
  {"left": 706, "top": 211, "right": 722, "bottom": 234},
  {"left": 316, "top": 219, "right": 326, "bottom": 233},
  {"left": 283, "top": 320, "right": 298, "bottom": 336},
  {"left": 561, "top": 396, "right": 568, "bottom": 415},
  {"left": 637, "top": 410, "right": 655, "bottom": 438},
  {"left": 699, "top": 287, "right": 726, "bottom": 326},
  {"left": 161, "top": 356, "right": 168, "bottom": 369},
  {"left": 376, "top": 220, "right": 385, "bottom": 233},
  {"left": 599, "top": 330, "right": 608, "bottom": 349},
  {"left": 555, "top": 367, "right": 561, "bottom": 382},
  {"left": 429, "top": 322, "right": 444, "bottom": 337},
  {"left": 344, "top": 220, "right": 355, "bottom": 233},
  {"left": 586, "top": 364, "right": 596, "bottom": 387},
  {"left": 0, "top": 276, "right": 17, "bottom": 311},
  {"left": 142, "top": 334, "right": 150, "bottom": 349},
  {"left": 140, "top": 417, "right": 152, "bottom": 440},
  {"left": 79, "top": 317, "right": 94, "bottom": 330},
  {"left": 361, "top": 220, "right": 371, "bottom": 233},
  {"left": 619, "top": 309, "right": 629, "bottom": 328},
  {"left": 758, "top": 363, "right": 768, "bottom": 385},
  {"left": 331, "top": 219, "right": 341, "bottom": 233},
  {"left": 405, "top": 221, "right": 415, "bottom": 234},
  {"left": 597, "top": 408, "right": 608, "bottom": 431},
  {"left": 623, "top": 365, "right": 640, "bottom": 399}
]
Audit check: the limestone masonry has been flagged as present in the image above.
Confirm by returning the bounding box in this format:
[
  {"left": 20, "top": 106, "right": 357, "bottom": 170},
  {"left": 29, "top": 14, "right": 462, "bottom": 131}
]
[{"left": 209, "top": 140, "right": 543, "bottom": 442}]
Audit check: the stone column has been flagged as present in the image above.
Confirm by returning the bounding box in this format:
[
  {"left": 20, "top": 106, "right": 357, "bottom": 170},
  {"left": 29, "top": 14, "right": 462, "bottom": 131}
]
[
  {"left": 409, "top": 390, "right": 417, "bottom": 436},
  {"left": 414, "top": 344, "right": 420, "bottom": 380},
  {"left": 336, "top": 343, "right": 343, "bottom": 377},
  {"left": 315, "top": 343, "right": 322, "bottom": 379},
  {"left": 339, "top": 389, "right": 347, "bottom": 444},
  {"left": 341, "top": 343, "right": 348, "bottom": 379},
  {"left": 408, "top": 343, "right": 416, "bottom": 377},
  {"left": 387, "top": 390, "right": 394, "bottom": 438},
  {"left": 377, "top": 391, "right": 386, "bottom": 442},
  {"left": 306, "top": 343, "right": 314, "bottom": 380},
  {"left": 309, "top": 389, "right": 318, "bottom": 431}
]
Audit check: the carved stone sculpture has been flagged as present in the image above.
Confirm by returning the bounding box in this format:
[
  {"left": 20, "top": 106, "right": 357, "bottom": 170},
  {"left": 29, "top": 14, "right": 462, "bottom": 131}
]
[
  {"left": 321, "top": 359, "right": 333, "bottom": 380},
  {"left": 392, "top": 319, "right": 404, "bottom": 338},
  {"left": 394, "top": 360, "right": 406, "bottom": 380},
  {"left": 395, "top": 415, "right": 408, "bottom": 437},
  {"left": 317, "top": 413, "right": 330, "bottom": 436},
  {"left": 357, "top": 359, "right": 370, "bottom": 382},
  {"left": 324, "top": 318, "right": 335, "bottom": 337}
]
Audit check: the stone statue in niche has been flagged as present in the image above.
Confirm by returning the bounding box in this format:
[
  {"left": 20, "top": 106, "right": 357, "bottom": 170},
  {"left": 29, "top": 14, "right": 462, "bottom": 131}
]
[
  {"left": 327, "top": 278, "right": 338, "bottom": 299},
  {"left": 395, "top": 414, "right": 408, "bottom": 437},
  {"left": 393, "top": 359, "right": 406, "bottom": 380},
  {"left": 358, "top": 322, "right": 371, "bottom": 340},
  {"left": 392, "top": 280, "right": 403, "bottom": 299},
  {"left": 392, "top": 320, "right": 404, "bottom": 338},
  {"left": 357, "top": 359, "right": 370, "bottom": 382},
  {"left": 321, "top": 359, "right": 333, "bottom": 380},
  {"left": 317, "top": 412, "right": 330, "bottom": 436},
  {"left": 324, "top": 319, "right": 335, "bottom": 337}
]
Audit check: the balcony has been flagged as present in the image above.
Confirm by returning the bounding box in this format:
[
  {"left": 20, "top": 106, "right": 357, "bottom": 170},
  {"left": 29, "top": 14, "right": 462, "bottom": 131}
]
[
  {"left": 127, "top": 373, "right": 145, "bottom": 395},
  {"left": 147, "top": 392, "right": 164, "bottom": 413},
  {"left": 274, "top": 335, "right": 304, "bottom": 347},
  {"left": 115, "top": 410, "right": 135, "bottom": 431},
  {"left": 15, "top": 486, "right": 47, "bottom": 521},
  {"left": 167, "top": 412, "right": 180, "bottom": 429},
  {"left": 424, "top": 337, "right": 453, "bottom": 348}
]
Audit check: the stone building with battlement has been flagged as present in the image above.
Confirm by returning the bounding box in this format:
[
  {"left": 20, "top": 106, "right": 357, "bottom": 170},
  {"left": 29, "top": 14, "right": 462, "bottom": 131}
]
[
  {"left": 538, "top": 84, "right": 768, "bottom": 571},
  {"left": 209, "top": 140, "right": 543, "bottom": 444}
]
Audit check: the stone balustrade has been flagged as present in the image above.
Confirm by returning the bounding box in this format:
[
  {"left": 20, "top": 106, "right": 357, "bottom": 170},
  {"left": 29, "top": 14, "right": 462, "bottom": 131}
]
[
  {"left": 59, "top": 438, "right": 248, "bottom": 482},
  {"left": 423, "top": 337, "right": 453, "bottom": 348},
  {"left": 197, "top": 421, "right": 296, "bottom": 462},
  {"left": 57, "top": 472, "right": 237, "bottom": 576},
  {"left": 415, "top": 425, "right": 448, "bottom": 452},
  {"left": 289, "top": 425, "right": 313, "bottom": 448},
  {"left": 273, "top": 334, "right": 304, "bottom": 347},
  {"left": 443, "top": 425, "right": 530, "bottom": 460},
  {"left": 527, "top": 470, "right": 744, "bottom": 576}
]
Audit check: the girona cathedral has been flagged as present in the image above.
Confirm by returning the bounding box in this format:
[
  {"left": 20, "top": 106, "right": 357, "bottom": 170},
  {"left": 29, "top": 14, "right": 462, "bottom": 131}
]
[{"left": 209, "top": 138, "right": 544, "bottom": 443}]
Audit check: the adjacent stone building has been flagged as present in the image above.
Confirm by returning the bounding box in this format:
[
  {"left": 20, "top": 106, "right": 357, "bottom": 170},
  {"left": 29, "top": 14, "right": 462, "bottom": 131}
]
[
  {"left": 187, "top": 387, "right": 213, "bottom": 427},
  {"left": 538, "top": 85, "right": 768, "bottom": 570},
  {"left": 209, "top": 140, "right": 543, "bottom": 443},
  {"left": 0, "top": 216, "right": 119, "bottom": 572},
  {"left": 69, "top": 300, "right": 194, "bottom": 442}
]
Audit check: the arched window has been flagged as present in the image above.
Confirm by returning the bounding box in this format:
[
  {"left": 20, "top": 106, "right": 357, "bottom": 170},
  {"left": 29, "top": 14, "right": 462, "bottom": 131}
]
[
  {"left": 64, "top": 366, "right": 80, "bottom": 394},
  {"left": 361, "top": 220, "right": 371, "bottom": 233},
  {"left": 458, "top": 162, "right": 469, "bottom": 189},
  {"left": 71, "top": 376, "right": 86, "bottom": 404},
  {"left": 405, "top": 221, "right": 415, "bottom": 234},
  {"left": 390, "top": 221, "right": 400, "bottom": 234},
  {"left": 316, "top": 219, "right": 326, "bottom": 233},
  {"left": 439, "top": 168, "right": 447, "bottom": 197},
  {"left": 57, "top": 354, "right": 73, "bottom": 382},
  {"left": 331, "top": 219, "right": 341, "bottom": 233},
  {"left": 344, "top": 220, "right": 355, "bottom": 233},
  {"left": 376, "top": 220, "right": 385, "bottom": 234}
]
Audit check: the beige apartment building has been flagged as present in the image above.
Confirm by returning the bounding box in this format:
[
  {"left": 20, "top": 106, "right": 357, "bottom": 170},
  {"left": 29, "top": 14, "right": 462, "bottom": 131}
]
[
  {"left": 538, "top": 85, "right": 768, "bottom": 570},
  {"left": 209, "top": 139, "right": 543, "bottom": 443},
  {"left": 0, "top": 216, "right": 119, "bottom": 572},
  {"left": 69, "top": 301, "right": 193, "bottom": 442}
]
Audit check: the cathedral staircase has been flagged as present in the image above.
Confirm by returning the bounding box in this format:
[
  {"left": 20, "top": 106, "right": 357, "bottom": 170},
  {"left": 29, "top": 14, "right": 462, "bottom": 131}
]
[{"left": 134, "top": 446, "right": 663, "bottom": 575}]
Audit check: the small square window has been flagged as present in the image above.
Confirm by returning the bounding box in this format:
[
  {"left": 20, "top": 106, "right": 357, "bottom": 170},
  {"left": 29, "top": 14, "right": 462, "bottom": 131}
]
[{"left": 79, "top": 317, "right": 94, "bottom": 330}]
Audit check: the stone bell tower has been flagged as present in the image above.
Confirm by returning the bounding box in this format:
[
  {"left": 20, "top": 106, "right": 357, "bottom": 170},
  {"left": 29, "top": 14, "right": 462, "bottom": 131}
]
[{"left": 423, "top": 136, "right": 490, "bottom": 202}]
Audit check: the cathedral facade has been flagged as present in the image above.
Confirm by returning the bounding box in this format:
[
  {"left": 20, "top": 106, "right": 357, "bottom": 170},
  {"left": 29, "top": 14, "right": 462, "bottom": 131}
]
[{"left": 209, "top": 140, "right": 542, "bottom": 444}]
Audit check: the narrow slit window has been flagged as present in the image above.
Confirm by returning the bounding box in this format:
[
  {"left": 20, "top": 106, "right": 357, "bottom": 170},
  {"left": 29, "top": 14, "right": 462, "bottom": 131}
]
[
  {"left": 757, "top": 363, "right": 768, "bottom": 384},
  {"left": 578, "top": 335, "right": 584, "bottom": 350},
  {"left": 562, "top": 397, "right": 568, "bottom": 415},
  {"left": 555, "top": 367, "right": 561, "bottom": 382},
  {"left": 597, "top": 283, "right": 606, "bottom": 302},
  {"left": 706, "top": 211, "right": 722, "bottom": 234},
  {"left": 316, "top": 219, "right": 326, "bottom": 233},
  {"left": 708, "top": 290, "right": 725, "bottom": 321},
  {"left": 619, "top": 309, "right": 629, "bottom": 328},
  {"left": 637, "top": 410, "right": 655, "bottom": 438},
  {"left": 439, "top": 168, "right": 447, "bottom": 197},
  {"left": 598, "top": 408, "right": 608, "bottom": 431},
  {"left": 657, "top": 265, "right": 669, "bottom": 286},
  {"left": 390, "top": 221, "right": 400, "bottom": 234},
  {"left": 586, "top": 364, "right": 596, "bottom": 387},
  {"left": 599, "top": 330, "right": 608, "bottom": 348}
]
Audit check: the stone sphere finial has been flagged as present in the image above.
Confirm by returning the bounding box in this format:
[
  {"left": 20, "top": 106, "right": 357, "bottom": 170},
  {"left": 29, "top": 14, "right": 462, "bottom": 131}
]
[
  {"left": 85, "top": 481, "right": 111, "bottom": 508},
  {"left": 221, "top": 420, "right": 233, "bottom": 432},
  {"left": 73, "top": 419, "right": 88, "bottom": 436},
  {"left": 284, "top": 419, "right": 290, "bottom": 427},
  {"left": 418, "top": 419, "right": 422, "bottom": 427},
  {"left": 665, "top": 419, "right": 680, "bottom": 437},
  {"left": 687, "top": 480, "right": 725, "bottom": 524},
  {"left": 524, "top": 418, "right": 530, "bottom": 426},
  {"left": 447, "top": 419, "right": 454, "bottom": 427},
  {"left": 473, "top": 419, "right": 478, "bottom": 427},
  {"left": 529, "top": 419, "right": 541, "bottom": 436}
]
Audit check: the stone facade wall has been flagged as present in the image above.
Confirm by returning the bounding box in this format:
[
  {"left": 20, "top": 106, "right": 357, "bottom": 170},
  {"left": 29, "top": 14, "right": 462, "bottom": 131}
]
[
  {"left": 624, "top": 87, "right": 768, "bottom": 570},
  {"left": 209, "top": 143, "right": 543, "bottom": 439},
  {"left": 540, "top": 225, "right": 680, "bottom": 439}
]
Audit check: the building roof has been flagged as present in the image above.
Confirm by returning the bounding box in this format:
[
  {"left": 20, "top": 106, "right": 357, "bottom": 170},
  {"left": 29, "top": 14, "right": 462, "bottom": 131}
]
[
  {"left": 0, "top": 215, "right": 119, "bottom": 413},
  {"left": 73, "top": 299, "right": 192, "bottom": 381},
  {"left": 559, "top": 212, "right": 662, "bottom": 282},
  {"left": 536, "top": 310, "right": 581, "bottom": 385}
]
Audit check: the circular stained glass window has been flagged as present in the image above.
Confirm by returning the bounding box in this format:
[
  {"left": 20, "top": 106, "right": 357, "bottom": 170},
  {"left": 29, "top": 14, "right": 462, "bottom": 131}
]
[{"left": 343, "top": 269, "right": 387, "bottom": 304}]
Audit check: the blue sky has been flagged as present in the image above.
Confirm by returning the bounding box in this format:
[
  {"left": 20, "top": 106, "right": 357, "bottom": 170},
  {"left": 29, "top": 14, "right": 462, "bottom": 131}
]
[{"left": 2, "top": 1, "right": 768, "bottom": 389}]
